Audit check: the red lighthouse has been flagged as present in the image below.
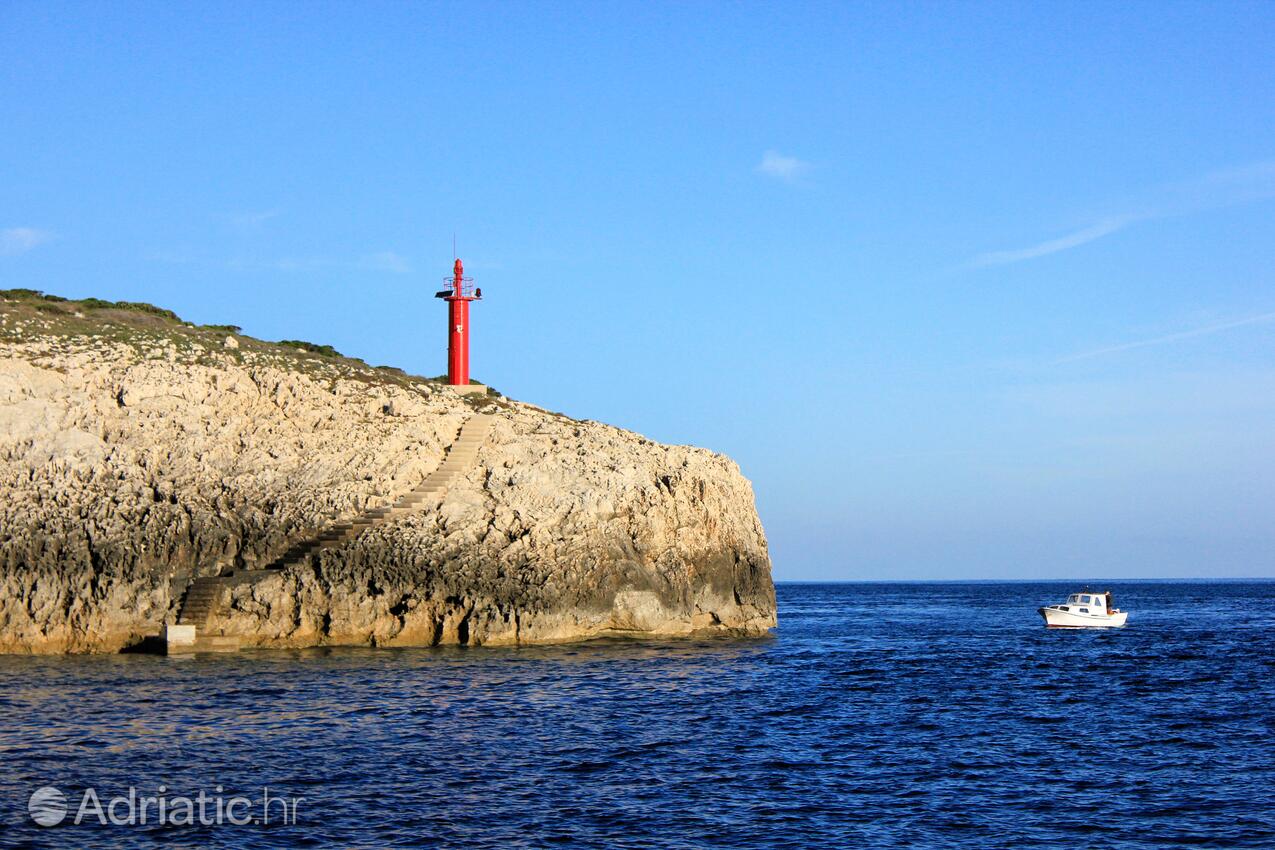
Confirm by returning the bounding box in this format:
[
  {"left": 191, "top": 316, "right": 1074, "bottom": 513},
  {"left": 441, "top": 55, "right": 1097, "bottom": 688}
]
[{"left": 434, "top": 258, "right": 482, "bottom": 387}]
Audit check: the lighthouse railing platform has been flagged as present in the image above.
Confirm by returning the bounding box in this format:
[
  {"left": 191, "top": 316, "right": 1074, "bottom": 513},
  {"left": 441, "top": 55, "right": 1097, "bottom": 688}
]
[{"left": 435, "top": 277, "right": 479, "bottom": 299}]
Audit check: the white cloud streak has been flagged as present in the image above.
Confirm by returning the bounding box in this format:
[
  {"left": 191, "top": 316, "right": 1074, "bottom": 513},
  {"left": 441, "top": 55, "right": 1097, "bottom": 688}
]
[
  {"left": 972, "top": 159, "right": 1275, "bottom": 268},
  {"left": 227, "top": 209, "right": 282, "bottom": 228},
  {"left": 757, "top": 150, "right": 809, "bottom": 181},
  {"left": 972, "top": 217, "right": 1134, "bottom": 267},
  {"left": 1055, "top": 310, "right": 1275, "bottom": 364},
  {"left": 1, "top": 227, "right": 54, "bottom": 256},
  {"left": 157, "top": 250, "right": 412, "bottom": 275},
  {"left": 359, "top": 251, "right": 411, "bottom": 274}
]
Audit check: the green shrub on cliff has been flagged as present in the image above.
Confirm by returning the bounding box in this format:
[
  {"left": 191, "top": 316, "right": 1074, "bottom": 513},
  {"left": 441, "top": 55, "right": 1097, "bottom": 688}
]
[
  {"left": 1, "top": 288, "right": 64, "bottom": 302},
  {"left": 1, "top": 290, "right": 182, "bottom": 322},
  {"left": 278, "top": 339, "right": 343, "bottom": 358},
  {"left": 102, "top": 301, "right": 182, "bottom": 322}
]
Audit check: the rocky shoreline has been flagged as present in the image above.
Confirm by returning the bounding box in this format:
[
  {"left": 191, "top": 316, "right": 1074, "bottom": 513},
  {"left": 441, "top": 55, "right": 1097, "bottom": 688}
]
[{"left": 0, "top": 293, "right": 776, "bottom": 653}]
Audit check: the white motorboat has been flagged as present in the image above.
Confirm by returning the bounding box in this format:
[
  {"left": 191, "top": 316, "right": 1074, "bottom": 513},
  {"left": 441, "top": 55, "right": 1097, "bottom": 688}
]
[{"left": 1038, "top": 590, "right": 1128, "bottom": 629}]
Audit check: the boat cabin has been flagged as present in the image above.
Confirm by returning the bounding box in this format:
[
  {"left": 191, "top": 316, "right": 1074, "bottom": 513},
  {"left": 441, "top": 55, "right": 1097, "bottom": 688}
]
[{"left": 1057, "top": 592, "right": 1115, "bottom": 615}]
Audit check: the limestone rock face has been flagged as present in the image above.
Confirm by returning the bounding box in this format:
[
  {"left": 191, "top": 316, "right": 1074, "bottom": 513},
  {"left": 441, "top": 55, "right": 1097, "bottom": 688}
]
[{"left": 0, "top": 308, "right": 775, "bottom": 653}]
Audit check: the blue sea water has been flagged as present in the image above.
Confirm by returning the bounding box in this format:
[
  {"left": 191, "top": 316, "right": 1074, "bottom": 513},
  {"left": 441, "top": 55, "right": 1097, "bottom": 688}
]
[{"left": 1, "top": 581, "right": 1274, "bottom": 848}]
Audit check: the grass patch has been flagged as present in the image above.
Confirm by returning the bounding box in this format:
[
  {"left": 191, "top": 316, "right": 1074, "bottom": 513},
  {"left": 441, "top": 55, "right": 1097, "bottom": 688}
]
[
  {"left": 111, "top": 302, "right": 182, "bottom": 322},
  {"left": 2, "top": 290, "right": 182, "bottom": 322},
  {"left": 277, "top": 339, "right": 342, "bottom": 358},
  {"left": 1, "top": 288, "right": 64, "bottom": 302}
]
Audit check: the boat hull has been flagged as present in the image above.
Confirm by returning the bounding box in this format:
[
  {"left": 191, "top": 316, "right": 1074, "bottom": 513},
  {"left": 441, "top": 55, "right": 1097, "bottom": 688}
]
[{"left": 1038, "top": 607, "right": 1128, "bottom": 629}]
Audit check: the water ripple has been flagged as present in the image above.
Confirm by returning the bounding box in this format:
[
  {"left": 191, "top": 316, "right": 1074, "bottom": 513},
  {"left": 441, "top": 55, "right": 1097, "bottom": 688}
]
[{"left": 1, "top": 581, "right": 1273, "bottom": 847}]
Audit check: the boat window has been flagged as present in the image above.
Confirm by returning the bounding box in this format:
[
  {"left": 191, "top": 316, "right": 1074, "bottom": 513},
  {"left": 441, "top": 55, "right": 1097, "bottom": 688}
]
[
  {"left": 1068, "top": 595, "right": 1079, "bottom": 603},
  {"left": 1079, "top": 608, "right": 1089, "bottom": 614},
  {"left": 1081, "top": 595, "right": 1093, "bottom": 604}
]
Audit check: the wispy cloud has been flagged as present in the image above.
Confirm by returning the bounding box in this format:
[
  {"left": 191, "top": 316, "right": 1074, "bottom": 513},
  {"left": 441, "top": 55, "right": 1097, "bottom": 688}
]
[
  {"left": 359, "top": 251, "right": 411, "bottom": 274},
  {"left": 757, "top": 150, "right": 809, "bottom": 181},
  {"left": 1159, "top": 160, "right": 1275, "bottom": 214},
  {"left": 1, "top": 227, "right": 54, "bottom": 256},
  {"left": 972, "top": 159, "right": 1275, "bottom": 268},
  {"left": 972, "top": 217, "right": 1134, "bottom": 267},
  {"left": 156, "top": 250, "right": 412, "bottom": 275},
  {"left": 226, "top": 209, "right": 282, "bottom": 229},
  {"left": 1055, "top": 310, "right": 1275, "bottom": 364},
  {"left": 228, "top": 256, "right": 331, "bottom": 273}
]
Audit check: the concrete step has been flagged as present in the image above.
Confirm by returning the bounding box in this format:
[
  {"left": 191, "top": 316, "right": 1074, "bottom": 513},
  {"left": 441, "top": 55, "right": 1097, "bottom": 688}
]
[{"left": 176, "top": 635, "right": 241, "bottom": 654}]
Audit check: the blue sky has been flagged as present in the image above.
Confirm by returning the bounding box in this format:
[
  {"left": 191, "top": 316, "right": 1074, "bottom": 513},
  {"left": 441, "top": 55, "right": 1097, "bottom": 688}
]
[{"left": 4, "top": 2, "right": 1274, "bottom": 580}]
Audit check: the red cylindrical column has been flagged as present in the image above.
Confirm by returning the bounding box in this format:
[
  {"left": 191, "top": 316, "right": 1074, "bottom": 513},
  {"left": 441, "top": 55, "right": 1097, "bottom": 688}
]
[
  {"left": 459, "top": 297, "right": 470, "bottom": 384},
  {"left": 446, "top": 259, "right": 470, "bottom": 385},
  {"left": 447, "top": 298, "right": 467, "bottom": 385}
]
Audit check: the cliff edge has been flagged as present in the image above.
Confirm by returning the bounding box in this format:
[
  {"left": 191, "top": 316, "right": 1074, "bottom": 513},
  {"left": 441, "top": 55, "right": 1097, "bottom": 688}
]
[{"left": 0, "top": 292, "right": 776, "bottom": 653}]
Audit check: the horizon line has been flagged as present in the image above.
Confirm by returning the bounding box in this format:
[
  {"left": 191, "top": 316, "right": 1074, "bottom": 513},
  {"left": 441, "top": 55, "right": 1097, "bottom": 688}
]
[{"left": 774, "top": 577, "right": 1275, "bottom": 584}]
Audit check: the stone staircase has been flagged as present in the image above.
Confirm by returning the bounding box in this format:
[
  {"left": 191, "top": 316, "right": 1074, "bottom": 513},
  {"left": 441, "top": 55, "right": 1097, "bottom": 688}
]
[
  {"left": 169, "top": 413, "right": 495, "bottom": 652},
  {"left": 176, "top": 576, "right": 228, "bottom": 629}
]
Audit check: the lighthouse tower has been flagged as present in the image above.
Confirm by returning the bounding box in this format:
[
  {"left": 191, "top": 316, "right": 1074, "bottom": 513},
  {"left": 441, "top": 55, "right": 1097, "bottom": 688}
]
[{"left": 434, "top": 258, "right": 484, "bottom": 393}]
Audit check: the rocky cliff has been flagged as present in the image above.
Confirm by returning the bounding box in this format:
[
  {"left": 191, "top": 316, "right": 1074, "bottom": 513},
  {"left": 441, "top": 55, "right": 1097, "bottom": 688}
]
[{"left": 0, "top": 292, "right": 775, "bottom": 653}]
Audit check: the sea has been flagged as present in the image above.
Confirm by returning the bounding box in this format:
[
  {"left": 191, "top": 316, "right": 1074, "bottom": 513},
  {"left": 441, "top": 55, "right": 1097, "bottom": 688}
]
[{"left": 1, "top": 580, "right": 1273, "bottom": 848}]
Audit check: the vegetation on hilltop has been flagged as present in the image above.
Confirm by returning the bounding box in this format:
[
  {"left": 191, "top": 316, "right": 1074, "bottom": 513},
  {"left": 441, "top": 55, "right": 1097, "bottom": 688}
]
[
  {"left": 278, "top": 339, "right": 343, "bottom": 358},
  {"left": 0, "top": 288, "right": 507, "bottom": 405}
]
